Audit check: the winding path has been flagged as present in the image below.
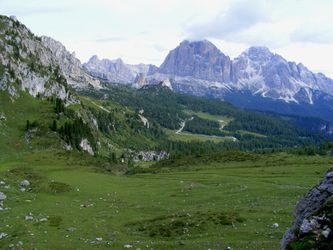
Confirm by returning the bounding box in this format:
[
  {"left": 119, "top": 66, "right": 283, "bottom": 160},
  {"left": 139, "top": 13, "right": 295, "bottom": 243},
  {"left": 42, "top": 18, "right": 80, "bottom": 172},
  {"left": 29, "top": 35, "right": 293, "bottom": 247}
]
[{"left": 176, "top": 117, "right": 194, "bottom": 134}]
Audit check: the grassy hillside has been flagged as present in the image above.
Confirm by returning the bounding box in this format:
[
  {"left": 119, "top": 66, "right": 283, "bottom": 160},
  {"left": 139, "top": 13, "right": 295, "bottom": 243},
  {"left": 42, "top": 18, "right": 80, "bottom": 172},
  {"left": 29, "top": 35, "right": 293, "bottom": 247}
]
[{"left": 0, "top": 91, "right": 62, "bottom": 160}]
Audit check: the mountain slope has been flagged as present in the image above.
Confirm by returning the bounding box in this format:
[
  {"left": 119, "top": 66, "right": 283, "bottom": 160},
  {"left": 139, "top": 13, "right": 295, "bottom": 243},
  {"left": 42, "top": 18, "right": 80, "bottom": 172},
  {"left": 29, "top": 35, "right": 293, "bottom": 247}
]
[
  {"left": 232, "top": 47, "right": 333, "bottom": 102},
  {"left": 41, "top": 36, "right": 101, "bottom": 89},
  {"left": 0, "top": 15, "right": 165, "bottom": 158},
  {"left": 80, "top": 84, "right": 327, "bottom": 153},
  {"left": 0, "top": 16, "right": 76, "bottom": 102},
  {"left": 0, "top": 15, "right": 329, "bottom": 158},
  {"left": 85, "top": 40, "right": 333, "bottom": 121}
]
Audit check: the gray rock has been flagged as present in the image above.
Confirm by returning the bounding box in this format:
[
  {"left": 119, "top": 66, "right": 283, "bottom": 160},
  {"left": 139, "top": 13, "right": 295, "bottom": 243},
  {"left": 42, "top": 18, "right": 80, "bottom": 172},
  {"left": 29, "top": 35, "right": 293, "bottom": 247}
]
[
  {"left": 134, "top": 150, "right": 169, "bottom": 162},
  {"left": 321, "top": 228, "right": 331, "bottom": 238},
  {"left": 25, "top": 213, "right": 33, "bottom": 221},
  {"left": 281, "top": 171, "right": 333, "bottom": 249},
  {"left": 0, "top": 192, "right": 6, "bottom": 201},
  {"left": 0, "top": 114, "right": 6, "bottom": 121},
  {"left": 80, "top": 138, "right": 94, "bottom": 156},
  {"left": 20, "top": 179, "right": 30, "bottom": 187},
  {"left": 0, "top": 16, "right": 78, "bottom": 103},
  {"left": 300, "top": 218, "right": 320, "bottom": 234},
  {"left": 0, "top": 232, "right": 8, "bottom": 240},
  {"left": 67, "top": 227, "right": 76, "bottom": 232},
  {"left": 159, "top": 40, "right": 232, "bottom": 83},
  {"left": 41, "top": 36, "right": 101, "bottom": 89}
]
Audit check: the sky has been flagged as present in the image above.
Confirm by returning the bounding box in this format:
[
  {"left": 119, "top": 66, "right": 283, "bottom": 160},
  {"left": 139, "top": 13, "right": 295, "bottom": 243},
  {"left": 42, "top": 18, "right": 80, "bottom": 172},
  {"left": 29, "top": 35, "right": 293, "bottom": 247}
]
[{"left": 1, "top": 0, "right": 333, "bottom": 77}]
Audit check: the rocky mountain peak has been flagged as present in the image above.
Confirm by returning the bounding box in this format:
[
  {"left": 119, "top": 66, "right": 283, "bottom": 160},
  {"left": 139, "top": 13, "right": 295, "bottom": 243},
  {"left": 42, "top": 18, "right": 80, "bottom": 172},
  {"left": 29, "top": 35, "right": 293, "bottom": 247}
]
[
  {"left": 61, "top": 34, "right": 333, "bottom": 121},
  {"left": 178, "top": 39, "right": 221, "bottom": 53},
  {"left": 111, "top": 58, "right": 124, "bottom": 64},
  {"left": 83, "top": 56, "right": 155, "bottom": 85},
  {"left": 158, "top": 39, "right": 232, "bottom": 82},
  {"left": 88, "top": 55, "right": 99, "bottom": 63},
  {"left": 243, "top": 46, "right": 274, "bottom": 62}
]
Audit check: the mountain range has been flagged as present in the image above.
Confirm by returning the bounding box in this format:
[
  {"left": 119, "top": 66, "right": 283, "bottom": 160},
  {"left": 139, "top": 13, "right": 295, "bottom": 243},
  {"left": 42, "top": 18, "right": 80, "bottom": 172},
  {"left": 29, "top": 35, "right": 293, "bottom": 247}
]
[
  {"left": 84, "top": 40, "right": 333, "bottom": 121},
  {"left": 0, "top": 14, "right": 332, "bottom": 131}
]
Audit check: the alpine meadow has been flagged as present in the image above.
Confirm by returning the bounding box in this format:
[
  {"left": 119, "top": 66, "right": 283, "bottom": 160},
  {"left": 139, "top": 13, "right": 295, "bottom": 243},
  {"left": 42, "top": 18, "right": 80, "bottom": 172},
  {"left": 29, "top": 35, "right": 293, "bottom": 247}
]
[{"left": 1, "top": 1, "right": 333, "bottom": 249}]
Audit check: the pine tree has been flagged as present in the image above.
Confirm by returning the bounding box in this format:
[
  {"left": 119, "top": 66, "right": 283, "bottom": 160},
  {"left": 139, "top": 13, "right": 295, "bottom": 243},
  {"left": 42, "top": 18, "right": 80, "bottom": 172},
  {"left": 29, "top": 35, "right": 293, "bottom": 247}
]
[
  {"left": 51, "top": 120, "right": 57, "bottom": 131},
  {"left": 26, "top": 120, "right": 30, "bottom": 131},
  {"left": 109, "top": 152, "right": 117, "bottom": 163}
]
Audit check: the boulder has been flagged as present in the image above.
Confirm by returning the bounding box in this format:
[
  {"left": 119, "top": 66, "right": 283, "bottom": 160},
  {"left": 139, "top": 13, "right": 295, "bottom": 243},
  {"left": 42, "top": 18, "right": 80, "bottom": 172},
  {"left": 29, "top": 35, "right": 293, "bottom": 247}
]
[
  {"left": 322, "top": 228, "right": 331, "bottom": 238},
  {"left": 25, "top": 213, "right": 34, "bottom": 221},
  {"left": 20, "top": 179, "right": 30, "bottom": 187},
  {"left": 67, "top": 227, "right": 76, "bottom": 232},
  {"left": 0, "top": 192, "right": 6, "bottom": 201},
  {"left": 0, "top": 232, "right": 8, "bottom": 240},
  {"left": 281, "top": 171, "right": 333, "bottom": 249}
]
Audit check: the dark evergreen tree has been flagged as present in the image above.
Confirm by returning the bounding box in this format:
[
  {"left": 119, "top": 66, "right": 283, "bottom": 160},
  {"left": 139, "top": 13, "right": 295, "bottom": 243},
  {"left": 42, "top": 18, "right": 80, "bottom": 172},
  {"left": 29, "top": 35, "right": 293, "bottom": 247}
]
[
  {"left": 26, "top": 120, "right": 30, "bottom": 131},
  {"left": 51, "top": 120, "right": 57, "bottom": 131}
]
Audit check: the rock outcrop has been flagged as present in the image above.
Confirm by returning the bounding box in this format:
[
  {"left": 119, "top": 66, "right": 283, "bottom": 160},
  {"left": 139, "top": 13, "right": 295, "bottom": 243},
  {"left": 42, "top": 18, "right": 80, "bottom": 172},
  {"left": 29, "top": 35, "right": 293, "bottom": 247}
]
[
  {"left": 133, "top": 151, "right": 169, "bottom": 162},
  {"left": 0, "top": 15, "right": 77, "bottom": 103},
  {"left": 41, "top": 36, "right": 101, "bottom": 89},
  {"left": 281, "top": 171, "right": 333, "bottom": 249},
  {"left": 80, "top": 138, "right": 94, "bottom": 156}
]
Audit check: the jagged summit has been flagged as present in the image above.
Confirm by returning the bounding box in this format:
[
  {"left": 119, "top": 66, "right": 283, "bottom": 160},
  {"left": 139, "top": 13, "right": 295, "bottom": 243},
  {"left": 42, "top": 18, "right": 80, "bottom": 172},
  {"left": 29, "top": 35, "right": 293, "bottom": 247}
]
[
  {"left": 158, "top": 39, "right": 232, "bottom": 82},
  {"left": 88, "top": 55, "right": 99, "bottom": 62},
  {"left": 41, "top": 36, "right": 101, "bottom": 89},
  {"left": 238, "top": 46, "right": 274, "bottom": 62},
  {"left": 83, "top": 55, "right": 157, "bottom": 85},
  {"left": 178, "top": 39, "right": 219, "bottom": 49},
  {"left": 83, "top": 38, "right": 333, "bottom": 121}
]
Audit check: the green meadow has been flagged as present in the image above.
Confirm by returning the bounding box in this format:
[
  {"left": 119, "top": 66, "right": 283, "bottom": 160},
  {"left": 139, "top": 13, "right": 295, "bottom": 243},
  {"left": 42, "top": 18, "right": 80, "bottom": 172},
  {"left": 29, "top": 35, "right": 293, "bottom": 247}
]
[{"left": 1, "top": 151, "right": 332, "bottom": 249}]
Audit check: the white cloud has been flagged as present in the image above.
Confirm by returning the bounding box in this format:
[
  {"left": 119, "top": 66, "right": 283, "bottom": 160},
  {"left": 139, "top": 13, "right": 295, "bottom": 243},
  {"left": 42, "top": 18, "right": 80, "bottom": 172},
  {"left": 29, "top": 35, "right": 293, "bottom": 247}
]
[
  {"left": 291, "top": 23, "right": 333, "bottom": 44},
  {"left": 185, "top": 0, "right": 270, "bottom": 40}
]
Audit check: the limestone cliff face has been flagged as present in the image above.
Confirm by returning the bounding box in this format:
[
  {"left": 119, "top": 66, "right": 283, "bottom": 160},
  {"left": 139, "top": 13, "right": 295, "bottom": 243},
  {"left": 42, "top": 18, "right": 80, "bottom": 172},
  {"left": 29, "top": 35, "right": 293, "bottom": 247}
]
[
  {"left": 159, "top": 40, "right": 232, "bottom": 83},
  {"left": 41, "top": 36, "right": 100, "bottom": 89},
  {"left": 0, "top": 15, "right": 77, "bottom": 103},
  {"left": 281, "top": 171, "right": 333, "bottom": 249}
]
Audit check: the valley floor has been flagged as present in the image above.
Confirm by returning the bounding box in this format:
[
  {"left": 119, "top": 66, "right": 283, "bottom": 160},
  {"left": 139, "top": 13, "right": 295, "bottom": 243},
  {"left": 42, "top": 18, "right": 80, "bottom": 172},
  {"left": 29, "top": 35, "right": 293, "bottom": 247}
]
[{"left": 0, "top": 152, "right": 332, "bottom": 249}]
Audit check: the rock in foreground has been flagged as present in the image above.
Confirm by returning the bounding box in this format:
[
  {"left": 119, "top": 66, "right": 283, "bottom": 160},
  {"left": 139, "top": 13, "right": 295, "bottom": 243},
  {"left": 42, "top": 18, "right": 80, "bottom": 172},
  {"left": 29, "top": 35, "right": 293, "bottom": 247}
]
[{"left": 281, "top": 171, "right": 333, "bottom": 249}]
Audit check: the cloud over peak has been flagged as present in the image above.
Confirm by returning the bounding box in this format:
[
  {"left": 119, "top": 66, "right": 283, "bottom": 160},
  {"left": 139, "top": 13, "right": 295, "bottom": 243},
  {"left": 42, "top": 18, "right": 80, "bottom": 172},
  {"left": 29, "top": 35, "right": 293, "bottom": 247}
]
[{"left": 185, "top": 0, "right": 270, "bottom": 40}]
